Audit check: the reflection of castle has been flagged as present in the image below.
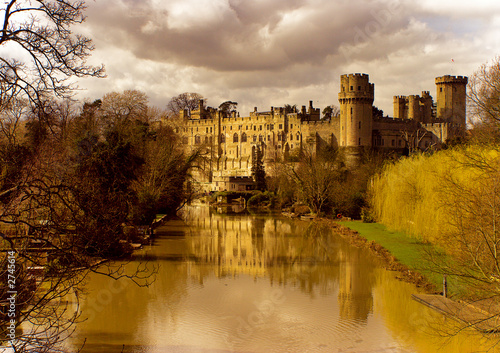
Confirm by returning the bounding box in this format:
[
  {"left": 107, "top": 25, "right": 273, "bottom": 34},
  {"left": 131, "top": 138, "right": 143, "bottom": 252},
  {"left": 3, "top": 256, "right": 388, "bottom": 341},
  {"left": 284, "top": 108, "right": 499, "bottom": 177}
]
[
  {"left": 180, "top": 74, "right": 467, "bottom": 191},
  {"left": 182, "top": 207, "right": 377, "bottom": 320},
  {"left": 183, "top": 208, "right": 332, "bottom": 287}
]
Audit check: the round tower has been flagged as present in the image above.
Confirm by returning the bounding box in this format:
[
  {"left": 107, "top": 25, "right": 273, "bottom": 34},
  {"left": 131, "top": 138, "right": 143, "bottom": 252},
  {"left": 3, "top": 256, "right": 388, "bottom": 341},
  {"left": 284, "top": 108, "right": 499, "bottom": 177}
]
[
  {"left": 338, "top": 73, "right": 374, "bottom": 148},
  {"left": 435, "top": 75, "right": 468, "bottom": 127}
]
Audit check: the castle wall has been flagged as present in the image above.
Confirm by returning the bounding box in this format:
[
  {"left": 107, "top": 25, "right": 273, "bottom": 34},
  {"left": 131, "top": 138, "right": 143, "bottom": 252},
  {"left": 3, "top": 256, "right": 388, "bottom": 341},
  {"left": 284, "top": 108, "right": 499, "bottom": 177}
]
[{"left": 180, "top": 73, "right": 468, "bottom": 191}]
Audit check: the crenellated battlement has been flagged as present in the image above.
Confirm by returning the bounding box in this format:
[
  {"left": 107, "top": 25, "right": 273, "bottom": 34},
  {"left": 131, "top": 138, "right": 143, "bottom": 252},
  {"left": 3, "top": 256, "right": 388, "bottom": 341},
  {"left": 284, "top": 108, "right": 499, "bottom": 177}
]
[{"left": 435, "top": 75, "right": 468, "bottom": 85}]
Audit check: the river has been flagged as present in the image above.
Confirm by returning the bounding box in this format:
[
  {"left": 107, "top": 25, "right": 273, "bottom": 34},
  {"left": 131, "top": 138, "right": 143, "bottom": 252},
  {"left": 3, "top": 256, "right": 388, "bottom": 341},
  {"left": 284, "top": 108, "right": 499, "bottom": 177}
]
[{"left": 69, "top": 206, "right": 497, "bottom": 353}]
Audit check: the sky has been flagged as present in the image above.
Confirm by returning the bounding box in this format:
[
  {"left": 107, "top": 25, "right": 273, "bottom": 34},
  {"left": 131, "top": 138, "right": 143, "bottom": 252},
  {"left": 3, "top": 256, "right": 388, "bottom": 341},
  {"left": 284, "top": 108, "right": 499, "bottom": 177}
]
[{"left": 75, "top": 0, "right": 500, "bottom": 117}]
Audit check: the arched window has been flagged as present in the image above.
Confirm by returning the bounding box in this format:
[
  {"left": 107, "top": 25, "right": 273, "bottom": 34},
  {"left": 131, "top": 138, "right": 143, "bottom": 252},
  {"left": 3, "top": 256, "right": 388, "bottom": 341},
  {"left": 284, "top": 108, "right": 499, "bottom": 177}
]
[
  {"left": 296, "top": 133, "right": 300, "bottom": 141},
  {"left": 233, "top": 133, "right": 238, "bottom": 143},
  {"left": 241, "top": 133, "right": 247, "bottom": 142},
  {"left": 195, "top": 135, "right": 201, "bottom": 144},
  {"left": 220, "top": 134, "right": 225, "bottom": 143},
  {"left": 290, "top": 134, "right": 293, "bottom": 141}
]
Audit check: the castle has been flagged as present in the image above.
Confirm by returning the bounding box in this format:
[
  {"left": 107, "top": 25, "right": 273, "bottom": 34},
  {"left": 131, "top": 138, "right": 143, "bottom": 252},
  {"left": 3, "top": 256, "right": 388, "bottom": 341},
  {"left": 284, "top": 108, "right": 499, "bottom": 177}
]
[{"left": 180, "top": 73, "right": 468, "bottom": 192}]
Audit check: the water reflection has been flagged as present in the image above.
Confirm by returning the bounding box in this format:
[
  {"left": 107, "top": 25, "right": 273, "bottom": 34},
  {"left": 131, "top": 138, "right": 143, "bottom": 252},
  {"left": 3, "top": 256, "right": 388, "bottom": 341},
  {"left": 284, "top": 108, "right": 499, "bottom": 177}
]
[{"left": 69, "top": 206, "right": 498, "bottom": 353}]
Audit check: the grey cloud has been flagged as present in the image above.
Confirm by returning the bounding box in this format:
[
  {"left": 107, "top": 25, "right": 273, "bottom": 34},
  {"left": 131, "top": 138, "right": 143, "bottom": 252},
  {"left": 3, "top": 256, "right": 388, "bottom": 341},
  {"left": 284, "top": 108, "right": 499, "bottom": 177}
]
[
  {"left": 77, "top": 0, "right": 496, "bottom": 117},
  {"left": 84, "top": 0, "right": 416, "bottom": 72}
]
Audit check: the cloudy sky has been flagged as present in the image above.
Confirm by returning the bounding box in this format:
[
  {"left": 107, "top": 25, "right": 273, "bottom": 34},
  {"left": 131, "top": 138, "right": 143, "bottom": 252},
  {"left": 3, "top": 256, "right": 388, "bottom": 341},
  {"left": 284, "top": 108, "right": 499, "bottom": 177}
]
[{"left": 76, "top": 0, "right": 500, "bottom": 116}]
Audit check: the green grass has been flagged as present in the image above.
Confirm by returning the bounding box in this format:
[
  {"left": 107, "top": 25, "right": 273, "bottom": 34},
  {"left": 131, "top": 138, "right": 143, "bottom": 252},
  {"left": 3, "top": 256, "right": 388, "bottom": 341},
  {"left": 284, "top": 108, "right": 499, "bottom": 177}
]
[{"left": 339, "top": 221, "right": 451, "bottom": 293}]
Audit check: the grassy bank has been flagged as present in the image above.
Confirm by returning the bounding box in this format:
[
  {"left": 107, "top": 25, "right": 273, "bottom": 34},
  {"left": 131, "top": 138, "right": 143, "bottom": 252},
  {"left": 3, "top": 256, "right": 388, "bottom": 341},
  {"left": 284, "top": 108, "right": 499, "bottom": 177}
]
[{"left": 338, "top": 221, "right": 457, "bottom": 295}]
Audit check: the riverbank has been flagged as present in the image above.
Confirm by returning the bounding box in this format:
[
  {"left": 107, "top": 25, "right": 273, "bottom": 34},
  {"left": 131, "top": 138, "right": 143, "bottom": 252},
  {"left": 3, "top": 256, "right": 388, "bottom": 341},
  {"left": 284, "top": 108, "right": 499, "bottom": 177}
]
[{"left": 316, "top": 219, "right": 441, "bottom": 293}]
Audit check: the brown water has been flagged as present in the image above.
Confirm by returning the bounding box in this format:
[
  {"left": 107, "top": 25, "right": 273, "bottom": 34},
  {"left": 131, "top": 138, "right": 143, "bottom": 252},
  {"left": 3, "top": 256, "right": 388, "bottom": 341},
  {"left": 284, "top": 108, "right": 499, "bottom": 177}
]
[{"left": 69, "top": 206, "right": 499, "bottom": 353}]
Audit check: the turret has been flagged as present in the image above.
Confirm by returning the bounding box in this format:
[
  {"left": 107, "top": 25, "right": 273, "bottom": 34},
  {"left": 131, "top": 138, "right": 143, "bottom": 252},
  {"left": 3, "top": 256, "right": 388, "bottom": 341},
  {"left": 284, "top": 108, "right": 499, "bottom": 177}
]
[
  {"left": 338, "top": 73, "right": 374, "bottom": 147},
  {"left": 393, "top": 96, "right": 407, "bottom": 120},
  {"left": 435, "top": 75, "right": 468, "bottom": 127}
]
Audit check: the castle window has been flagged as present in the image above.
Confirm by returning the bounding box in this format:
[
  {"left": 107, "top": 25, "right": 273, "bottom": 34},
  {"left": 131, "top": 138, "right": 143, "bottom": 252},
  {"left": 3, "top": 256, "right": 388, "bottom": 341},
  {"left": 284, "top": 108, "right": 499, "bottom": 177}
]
[
  {"left": 241, "top": 133, "right": 247, "bottom": 142},
  {"left": 290, "top": 124, "right": 293, "bottom": 129},
  {"left": 254, "top": 126, "right": 256, "bottom": 131},
  {"left": 205, "top": 136, "right": 208, "bottom": 144},
  {"left": 195, "top": 135, "right": 201, "bottom": 144},
  {"left": 259, "top": 125, "right": 262, "bottom": 130},
  {"left": 296, "top": 133, "right": 300, "bottom": 140},
  {"left": 210, "top": 127, "right": 212, "bottom": 133},
  {"left": 271, "top": 124, "right": 274, "bottom": 130},
  {"left": 209, "top": 136, "right": 213, "bottom": 144},
  {"left": 279, "top": 124, "right": 283, "bottom": 129},
  {"left": 268, "top": 135, "right": 271, "bottom": 141},
  {"left": 359, "top": 121, "right": 361, "bottom": 129},
  {"left": 358, "top": 86, "right": 361, "bottom": 90},
  {"left": 230, "top": 126, "right": 232, "bottom": 130},
  {"left": 233, "top": 133, "right": 238, "bottom": 143},
  {"left": 359, "top": 138, "right": 361, "bottom": 145},
  {"left": 259, "top": 135, "right": 263, "bottom": 142},
  {"left": 220, "top": 134, "right": 225, "bottom": 143},
  {"left": 291, "top": 144, "right": 294, "bottom": 149},
  {"left": 350, "top": 86, "right": 353, "bottom": 91},
  {"left": 206, "top": 127, "right": 208, "bottom": 133},
  {"left": 440, "top": 87, "right": 443, "bottom": 92},
  {"left": 290, "top": 134, "right": 293, "bottom": 140},
  {"left": 253, "top": 135, "right": 257, "bottom": 142},
  {"left": 342, "top": 86, "right": 345, "bottom": 92},
  {"left": 278, "top": 134, "right": 282, "bottom": 141}
]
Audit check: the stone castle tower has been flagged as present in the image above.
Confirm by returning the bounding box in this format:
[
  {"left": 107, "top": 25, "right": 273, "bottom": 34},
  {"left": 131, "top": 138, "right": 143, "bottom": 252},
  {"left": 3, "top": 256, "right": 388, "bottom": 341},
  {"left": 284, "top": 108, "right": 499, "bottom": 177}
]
[
  {"left": 338, "top": 74, "right": 374, "bottom": 148},
  {"left": 393, "top": 91, "right": 433, "bottom": 123},
  {"left": 435, "top": 75, "right": 468, "bottom": 127}
]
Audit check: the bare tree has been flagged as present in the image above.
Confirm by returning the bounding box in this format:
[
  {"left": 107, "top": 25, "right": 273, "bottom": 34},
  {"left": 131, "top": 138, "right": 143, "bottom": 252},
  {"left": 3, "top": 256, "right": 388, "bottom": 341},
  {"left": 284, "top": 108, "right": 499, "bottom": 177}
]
[
  {"left": 400, "top": 128, "right": 427, "bottom": 154},
  {"left": 218, "top": 101, "right": 238, "bottom": 119},
  {"left": 0, "top": 98, "right": 155, "bottom": 352},
  {"left": 166, "top": 92, "right": 203, "bottom": 118},
  {"left": 0, "top": 0, "right": 105, "bottom": 108},
  {"left": 468, "top": 56, "right": 500, "bottom": 126},
  {"left": 287, "top": 148, "right": 344, "bottom": 214}
]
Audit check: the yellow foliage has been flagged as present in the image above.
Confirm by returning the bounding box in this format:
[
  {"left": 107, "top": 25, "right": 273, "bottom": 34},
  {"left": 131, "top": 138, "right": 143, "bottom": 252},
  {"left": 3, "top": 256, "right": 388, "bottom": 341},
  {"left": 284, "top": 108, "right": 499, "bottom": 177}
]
[{"left": 370, "top": 146, "right": 500, "bottom": 250}]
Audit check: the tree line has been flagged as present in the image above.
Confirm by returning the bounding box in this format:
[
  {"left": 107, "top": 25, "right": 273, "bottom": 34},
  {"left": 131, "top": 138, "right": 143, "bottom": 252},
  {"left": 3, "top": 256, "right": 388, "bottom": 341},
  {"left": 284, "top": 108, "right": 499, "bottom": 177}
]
[{"left": 0, "top": 1, "right": 201, "bottom": 351}]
